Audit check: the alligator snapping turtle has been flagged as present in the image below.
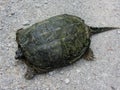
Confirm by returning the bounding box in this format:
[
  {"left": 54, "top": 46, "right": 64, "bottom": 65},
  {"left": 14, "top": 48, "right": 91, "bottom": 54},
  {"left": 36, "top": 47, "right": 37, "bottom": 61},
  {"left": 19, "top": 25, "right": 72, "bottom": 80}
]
[{"left": 15, "top": 14, "right": 118, "bottom": 79}]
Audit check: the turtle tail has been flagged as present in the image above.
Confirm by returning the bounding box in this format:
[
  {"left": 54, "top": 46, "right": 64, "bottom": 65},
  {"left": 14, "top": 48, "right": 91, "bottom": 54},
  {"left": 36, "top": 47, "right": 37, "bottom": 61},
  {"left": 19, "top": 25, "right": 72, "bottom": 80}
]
[{"left": 89, "top": 27, "right": 119, "bottom": 36}]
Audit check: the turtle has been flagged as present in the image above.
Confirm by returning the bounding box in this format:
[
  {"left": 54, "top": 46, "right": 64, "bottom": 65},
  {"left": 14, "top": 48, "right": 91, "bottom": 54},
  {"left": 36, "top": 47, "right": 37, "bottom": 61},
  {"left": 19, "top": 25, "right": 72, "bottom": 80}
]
[{"left": 15, "top": 14, "right": 119, "bottom": 79}]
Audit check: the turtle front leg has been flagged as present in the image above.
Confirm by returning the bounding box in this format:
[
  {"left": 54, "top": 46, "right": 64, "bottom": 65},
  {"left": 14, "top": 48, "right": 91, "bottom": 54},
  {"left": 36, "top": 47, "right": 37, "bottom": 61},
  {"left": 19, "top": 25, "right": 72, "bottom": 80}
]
[
  {"left": 25, "top": 67, "right": 36, "bottom": 80},
  {"left": 83, "top": 48, "right": 95, "bottom": 60},
  {"left": 24, "top": 66, "right": 51, "bottom": 80}
]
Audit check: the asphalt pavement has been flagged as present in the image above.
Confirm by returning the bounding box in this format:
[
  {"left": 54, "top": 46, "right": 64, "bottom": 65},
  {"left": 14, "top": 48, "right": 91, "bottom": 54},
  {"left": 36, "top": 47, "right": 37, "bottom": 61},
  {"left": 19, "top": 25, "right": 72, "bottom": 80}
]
[{"left": 0, "top": 0, "right": 120, "bottom": 90}]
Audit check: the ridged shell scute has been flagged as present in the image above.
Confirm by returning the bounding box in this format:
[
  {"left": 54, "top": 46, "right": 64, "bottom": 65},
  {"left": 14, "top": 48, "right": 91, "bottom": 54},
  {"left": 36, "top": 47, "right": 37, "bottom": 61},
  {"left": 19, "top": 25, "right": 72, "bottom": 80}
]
[{"left": 16, "top": 14, "right": 90, "bottom": 68}]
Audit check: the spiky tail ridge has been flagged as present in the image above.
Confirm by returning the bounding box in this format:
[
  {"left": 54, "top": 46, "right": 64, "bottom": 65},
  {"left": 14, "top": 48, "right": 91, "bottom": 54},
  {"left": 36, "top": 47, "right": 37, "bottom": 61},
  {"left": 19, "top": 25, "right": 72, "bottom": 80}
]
[{"left": 89, "top": 27, "right": 119, "bottom": 36}]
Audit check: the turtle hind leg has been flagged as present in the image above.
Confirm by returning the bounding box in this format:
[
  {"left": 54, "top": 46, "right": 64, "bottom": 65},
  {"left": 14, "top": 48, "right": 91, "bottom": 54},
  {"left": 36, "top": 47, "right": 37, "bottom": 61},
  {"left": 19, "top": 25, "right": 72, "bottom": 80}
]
[
  {"left": 24, "top": 67, "right": 36, "bottom": 80},
  {"left": 83, "top": 48, "right": 95, "bottom": 61}
]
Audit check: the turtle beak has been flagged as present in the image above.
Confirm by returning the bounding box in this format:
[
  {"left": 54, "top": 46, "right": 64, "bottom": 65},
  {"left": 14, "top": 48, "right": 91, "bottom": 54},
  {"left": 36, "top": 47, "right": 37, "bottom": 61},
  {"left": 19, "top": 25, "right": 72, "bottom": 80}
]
[
  {"left": 15, "top": 50, "right": 21, "bottom": 59},
  {"left": 15, "top": 53, "right": 19, "bottom": 59},
  {"left": 15, "top": 48, "right": 24, "bottom": 59}
]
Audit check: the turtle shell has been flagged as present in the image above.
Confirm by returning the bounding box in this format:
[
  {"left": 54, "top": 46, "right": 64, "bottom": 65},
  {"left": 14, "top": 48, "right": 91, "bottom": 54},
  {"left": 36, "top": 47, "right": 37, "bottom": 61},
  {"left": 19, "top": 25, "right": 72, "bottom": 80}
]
[{"left": 16, "top": 14, "right": 90, "bottom": 69}]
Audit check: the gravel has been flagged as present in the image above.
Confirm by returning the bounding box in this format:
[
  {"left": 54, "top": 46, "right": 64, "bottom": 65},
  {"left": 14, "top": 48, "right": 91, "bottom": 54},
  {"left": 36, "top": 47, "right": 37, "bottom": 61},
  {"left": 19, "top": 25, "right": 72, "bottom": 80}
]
[
  {"left": 22, "top": 20, "right": 30, "bottom": 26},
  {"left": 0, "top": 0, "right": 120, "bottom": 90},
  {"left": 118, "top": 30, "right": 120, "bottom": 34},
  {"left": 64, "top": 78, "right": 70, "bottom": 84},
  {"left": 0, "top": 27, "right": 2, "bottom": 30}
]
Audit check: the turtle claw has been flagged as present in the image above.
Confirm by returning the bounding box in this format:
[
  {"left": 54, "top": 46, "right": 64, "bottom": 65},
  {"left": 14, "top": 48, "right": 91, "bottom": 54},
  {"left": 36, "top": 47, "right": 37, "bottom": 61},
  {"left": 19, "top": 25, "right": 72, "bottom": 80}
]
[
  {"left": 83, "top": 48, "right": 95, "bottom": 61},
  {"left": 24, "top": 67, "right": 36, "bottom": 80}
]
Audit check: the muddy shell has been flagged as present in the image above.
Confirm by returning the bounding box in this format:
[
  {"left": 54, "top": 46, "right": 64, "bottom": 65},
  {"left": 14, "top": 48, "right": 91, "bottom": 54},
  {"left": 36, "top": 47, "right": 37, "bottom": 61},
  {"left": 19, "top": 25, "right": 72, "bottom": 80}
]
[{"left": 15, "top": 14, "right": 117, "bottom": 79}]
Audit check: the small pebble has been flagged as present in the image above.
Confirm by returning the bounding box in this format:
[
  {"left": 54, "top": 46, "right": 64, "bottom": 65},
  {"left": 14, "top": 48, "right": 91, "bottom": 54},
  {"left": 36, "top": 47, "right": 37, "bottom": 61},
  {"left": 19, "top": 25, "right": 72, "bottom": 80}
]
[
  {"left": 118, "top": 30, "right": 120, "bottom": 34},
  {"left": 11, "top": 13, "right": 15, "bottom": 15},
  {"left": 72, "top": 2, "right": 76, "bottom": 6},
  {"left": 104, "top": 35, "right": 108, "bottom": 38},
  {"left": 35, "top": 5, "right": 40, "bottom": 8},
  {"left": 23, "top": 21, "right": 30, "bottom": 26},
  {"left": 111, "top": 86, "right": 116, "bottom": 90},
  {"left": 44, "top": 0, "right": 48, "bottom": 4},
  {"left": 60, "top": 71, "right": 64, "bottom": 74},
  {"left": 0, "top": 27, "right": 2, "bottom": 30},
  {"left": 46, "top": 87, "right": 50, "bottom": 90},
  {"left": 35, "top": 4, "right": 41, "bottom": 8},
  {"left": 48, "top": 71, "right": 55, "bottom": 76},
  {"left": 76, "top": 69, "right": 80, "bottom": 73},
  {"left": 8, "top": 13, "right": 15, "bottom": 17},
  {"left": 64, "top": 78, "right": 70, "bottom": 84}
]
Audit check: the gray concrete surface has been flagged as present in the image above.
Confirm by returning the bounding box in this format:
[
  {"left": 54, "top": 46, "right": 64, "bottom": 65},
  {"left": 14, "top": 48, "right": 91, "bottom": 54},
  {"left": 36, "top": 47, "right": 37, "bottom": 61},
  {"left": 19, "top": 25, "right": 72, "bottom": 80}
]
[{"left": 0, "top": 0, "right": 120, "bottom": 90}]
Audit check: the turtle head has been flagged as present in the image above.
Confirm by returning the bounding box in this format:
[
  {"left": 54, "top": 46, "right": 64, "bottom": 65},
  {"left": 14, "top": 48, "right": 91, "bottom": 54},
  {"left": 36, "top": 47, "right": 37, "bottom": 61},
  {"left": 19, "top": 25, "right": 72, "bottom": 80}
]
[{"left": 15, "top": 48, "right": 25, "bottom": 60}]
